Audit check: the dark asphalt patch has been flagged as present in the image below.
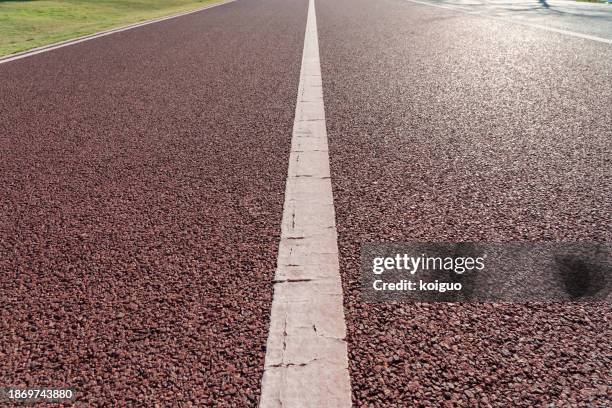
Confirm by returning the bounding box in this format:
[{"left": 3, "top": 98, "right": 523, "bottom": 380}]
[
  {"left": 0, "top": 0, "right": 307, "bottom": 405},
  {"left": 317, "top": 0, "right": 611, "bottom": 405}
]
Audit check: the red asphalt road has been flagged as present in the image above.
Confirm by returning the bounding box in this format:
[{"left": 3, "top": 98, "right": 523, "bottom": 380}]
[
  {"left": 1, "top": 0, "right": 611, "bottom": 406},
  {"left": 0, "top": 0, "right": 307, "bottom": 405},
  {"left": 317, "top": 0, "right": 611, "bottom": 406}
]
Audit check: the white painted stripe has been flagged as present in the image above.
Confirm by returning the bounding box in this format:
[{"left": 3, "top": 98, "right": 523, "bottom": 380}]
[
  {"left": 259, "top": 0, "right": 351, "bottom": 406},
  {"left": 404, "top": 0, "right": 612, "bottom": 44},
  {"left": 0, "top": 0, "right": 236, "bottom": 65}
]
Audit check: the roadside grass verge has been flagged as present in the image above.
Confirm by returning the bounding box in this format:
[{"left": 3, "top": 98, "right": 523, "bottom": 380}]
[{"left": 0, "top": 0, "right": 221, "bottom": 57}]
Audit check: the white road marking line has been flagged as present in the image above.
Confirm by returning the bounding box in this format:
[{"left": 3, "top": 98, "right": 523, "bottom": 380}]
[
  {"left": 0, "top": 0, "right": 236, "bottom": 65},
  {"left": 404, "top": 0, "right": 612, "bottom": 44},
  {"left": 258, "top": 0, "right": 352, "bottom": 406}
]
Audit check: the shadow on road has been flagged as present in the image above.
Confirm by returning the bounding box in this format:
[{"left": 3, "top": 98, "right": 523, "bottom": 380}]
[
  {"left": 432, "top": 0, "right": 612, "bottom": 20},
  {"left": 538, "top": 0, "right": 550, "bottom": 9}
]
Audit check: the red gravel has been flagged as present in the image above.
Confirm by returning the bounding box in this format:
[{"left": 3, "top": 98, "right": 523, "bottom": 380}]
[
  {"left": 317, "top": 0, "right": 612, "bottom": 406},
  {"left": 0, "top": 0, "right": 307, "bottom": 405}
]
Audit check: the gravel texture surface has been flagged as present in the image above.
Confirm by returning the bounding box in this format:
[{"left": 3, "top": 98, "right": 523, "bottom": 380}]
[
  {"left": 317, "top": 0, "right": 611, "bottom": 406},
  {"left": 0, "top": 0, "right": 307, "bottom": 405}
]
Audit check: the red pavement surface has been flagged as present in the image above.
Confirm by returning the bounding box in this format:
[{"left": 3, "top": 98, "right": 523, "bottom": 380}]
[
  {"left": 317, "top": 0, "right": 611, "bottom": 406},
  {"left": 0, "top": 0, "right": 307, "bottom": 405},
  {"left": 0, "top": 0, "right": 610, "bottom": 406}
]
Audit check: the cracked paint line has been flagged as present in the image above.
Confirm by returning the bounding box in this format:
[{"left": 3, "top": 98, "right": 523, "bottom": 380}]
[{"left": 258, "top": 0, "right": 351, "bottom": 406}]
